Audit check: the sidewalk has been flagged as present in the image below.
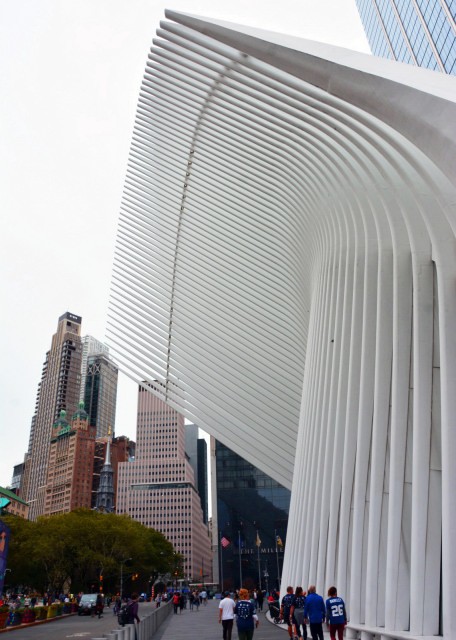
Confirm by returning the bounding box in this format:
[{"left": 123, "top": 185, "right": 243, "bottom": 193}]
[{"left": 152, "top": 600, "right": 288, "bottom": 640}]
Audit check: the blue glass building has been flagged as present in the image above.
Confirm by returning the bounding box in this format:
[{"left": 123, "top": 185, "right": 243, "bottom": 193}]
[
  {"left": 356, "top": 0, "right": 456, "bottom": 74},
  {"left": 216, "top": 441, "right": 290, "bottom": 592}
]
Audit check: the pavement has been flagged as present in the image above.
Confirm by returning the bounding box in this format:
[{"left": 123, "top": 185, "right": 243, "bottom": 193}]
[{"left": 152, "top": 600, "right": 289, "bottom": 640}]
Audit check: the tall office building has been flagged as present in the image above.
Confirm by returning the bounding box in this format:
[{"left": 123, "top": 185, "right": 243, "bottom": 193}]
[
  {"left": 22, "top": 312, "right": 83, "bottom": 520},
  {"left": 79, "top": 336, "right": 109, "bottom": 402},
  {"left": 116, "top": 384, "right": 212, "bottom": 581},
  {"left": 43, "top": 404, "right": 96, "bottom": 516},
  {"left": 83, "top": 353, "right": 118, "bottom": 438},
  {"left": 214, "top": 441, "right": 290, "bottom": 592},
  {"left": 356, "top": 0, "right": 456, "bottom": 74}
]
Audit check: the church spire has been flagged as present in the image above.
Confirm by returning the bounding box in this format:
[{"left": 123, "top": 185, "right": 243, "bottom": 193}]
[{"left": 95, "top": 428, "right": 115, "bottom": 513}]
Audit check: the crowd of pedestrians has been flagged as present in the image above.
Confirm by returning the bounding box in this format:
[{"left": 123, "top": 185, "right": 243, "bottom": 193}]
[
  {"left": 215, "top": 583, "right": 347, "bottom": 640},
  {"left": 279, "top": 584, "right": 347, "bottom": 640}
]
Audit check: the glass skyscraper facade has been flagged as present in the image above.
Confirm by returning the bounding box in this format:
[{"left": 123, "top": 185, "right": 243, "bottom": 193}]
[
  {"left": 356, "top": 0, "right": 456, "bottom": 74},
  {"left": 215, "top": 441, "right": 290, "bottom": 592},
  {"left": 83, "top": 353, "right": 118, "bottom": 439}
]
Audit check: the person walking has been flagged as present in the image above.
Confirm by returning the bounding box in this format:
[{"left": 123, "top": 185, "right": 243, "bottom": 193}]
[
  {"left": 280, "top": 586, "right": 295, "bottom": 640},
  {"left": 234, "top": 588, "right": 259, "bottom": 640},
  {"left": 172, "top": 592, "right": 180, "bottom": 614},
  {"left": 218, "top": 591, "right": 236, "bottom": 640},
  {"left": 303, "top": 586, "right": 325, "bottom": 640},
  {"left": 95, "top": 593, "right": 104, "bottom": 619},
  {"left": 124, "top": 593, "right": 140, "bottom": 639},
  {"left": 325, "top": 587, "right": 347, "bottom": 640},
  {"left": 290, "top": 587, "right": 307, "bottom": 640}
]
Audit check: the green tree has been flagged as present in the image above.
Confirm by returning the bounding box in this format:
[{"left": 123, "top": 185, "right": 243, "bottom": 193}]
[{"left": 2, "top": 510, "right": 176, "bottom": 594}]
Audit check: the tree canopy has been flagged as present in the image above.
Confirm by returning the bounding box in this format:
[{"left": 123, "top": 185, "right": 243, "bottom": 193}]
[{"left": 1, "top": 509, "right": 177, "bottom": 595}]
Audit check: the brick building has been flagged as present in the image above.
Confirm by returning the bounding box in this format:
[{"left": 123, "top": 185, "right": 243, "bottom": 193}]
[{"left": 43, "top": 403, "right": 96, "bottom": 515}]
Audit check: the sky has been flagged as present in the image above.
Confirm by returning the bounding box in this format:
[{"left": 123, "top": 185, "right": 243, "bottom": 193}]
[{"left": 0, "top": 0, "right": 369, "bottom": 487}]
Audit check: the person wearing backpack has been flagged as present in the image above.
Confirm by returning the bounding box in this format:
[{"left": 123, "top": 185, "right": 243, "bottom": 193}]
[
  {"left": 118, "top": 593, "right": 140, "bottom": 627},
  {"left": 234, "top": 588, "right": 259, "bottom": 640}
]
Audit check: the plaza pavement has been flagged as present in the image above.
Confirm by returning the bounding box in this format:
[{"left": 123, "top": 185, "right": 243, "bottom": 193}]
[{"left": 152, "top": 599, "right": 307, "bottom": 640}]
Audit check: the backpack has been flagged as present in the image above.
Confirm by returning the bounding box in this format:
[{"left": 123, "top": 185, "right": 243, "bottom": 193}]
[{"left": 118, "top": 602, "right": 132, "bottom": 626}]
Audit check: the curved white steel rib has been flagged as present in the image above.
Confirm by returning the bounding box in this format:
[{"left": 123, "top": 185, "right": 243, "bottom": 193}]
[{"left": 108, "top": 12, "right": 456, "bottom": 639}]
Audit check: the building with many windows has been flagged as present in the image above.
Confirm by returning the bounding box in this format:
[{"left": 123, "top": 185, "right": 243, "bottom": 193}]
[
  {"left": 356, "top": 0, "right": 456, "bottom": 74},
  {"left": 43, "top": 404, "right": 96, "bottom": 516},
  {"left": 116, "top": 384, "right": 212, "bottom": 582},
  {"left": 22, "top": 312, "right": 83, "bottom": 520}
]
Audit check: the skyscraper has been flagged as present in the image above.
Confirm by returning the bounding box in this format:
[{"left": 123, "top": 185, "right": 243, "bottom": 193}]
[
  {"left": 22, "top": 312, "right": 83, "bottom": 520},
  {"left": 116, "top": 384, "right": 212, "bottom": 582},
  {"left": 356, "top": 0, "right": 456, "bottom": 74},
  {"left": 83, "top": 352, "right": 118, "bottom": 438}
]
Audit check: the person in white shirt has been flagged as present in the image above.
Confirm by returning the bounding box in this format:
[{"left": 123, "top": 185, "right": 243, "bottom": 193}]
[{"left": 218, "top": 591, "right": 236, "bottom": 640}]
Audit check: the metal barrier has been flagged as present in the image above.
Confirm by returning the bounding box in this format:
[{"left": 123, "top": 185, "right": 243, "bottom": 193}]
[{"left": 91, "top": 602, "right": 172, "bottom": 640}]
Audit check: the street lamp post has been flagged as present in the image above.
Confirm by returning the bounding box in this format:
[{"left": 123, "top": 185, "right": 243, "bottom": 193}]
[{"left": 120, "top": 558, "right": 132, "bottom": 602}]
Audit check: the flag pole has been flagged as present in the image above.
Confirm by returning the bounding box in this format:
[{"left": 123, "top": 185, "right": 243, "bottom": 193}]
[
  {"left": 220, "top": 530, "right": 224, "bottom": 592},
  {"left": 275, "top": 529, "right": 280, "bottom": 589},
  {"left": 238, "top": 529, "right": 242, "bottom": 588},
  {"left": 256, "top": 530, "right": 261, "bottom": 590}
]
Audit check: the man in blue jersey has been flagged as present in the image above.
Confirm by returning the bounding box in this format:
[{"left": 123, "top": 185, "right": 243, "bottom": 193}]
[
  {"left": 325, "top": 587, "right": 347, "bottom": 640},
  {"left": 279, "top": 585, "right": 295, "bottom": 639},
  {"left": 234, "top": 588, "right": 259, "bottom": 640},
  {"left": 303, "top": 585, "right": 325, "bottom": 640}
]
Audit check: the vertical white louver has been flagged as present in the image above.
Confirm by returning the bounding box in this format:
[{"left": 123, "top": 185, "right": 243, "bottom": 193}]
[{"left": 108, "top": 11, "right": 456, "bottom": 639}]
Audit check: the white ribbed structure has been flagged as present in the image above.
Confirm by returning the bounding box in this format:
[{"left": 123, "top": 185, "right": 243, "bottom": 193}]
[{"left": 108, "top": 12, "right": 456, "bottom": 639}]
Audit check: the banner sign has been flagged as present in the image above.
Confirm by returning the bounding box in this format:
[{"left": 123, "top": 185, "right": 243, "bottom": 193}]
[{"left": 0, "top": 520, "right": 11, "bottom": 596}]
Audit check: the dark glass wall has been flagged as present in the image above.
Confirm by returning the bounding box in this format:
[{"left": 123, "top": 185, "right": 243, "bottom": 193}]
[
  {"left": 216, "top": 441, "right": 290, "bottom": 592},
  {"left": 197, "top": 438, "right": 208, "bottom": 523}
]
